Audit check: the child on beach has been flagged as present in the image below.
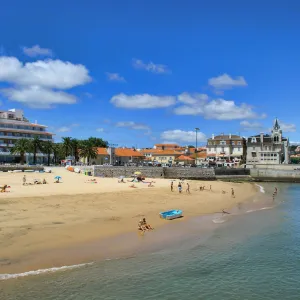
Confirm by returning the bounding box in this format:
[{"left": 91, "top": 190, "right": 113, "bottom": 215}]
[{"left": 171, "top": 181, "right": 174, "bottom": 192}]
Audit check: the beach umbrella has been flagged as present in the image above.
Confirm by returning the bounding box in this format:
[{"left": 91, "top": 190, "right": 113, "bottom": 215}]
[
  {"left": 54, "top": 176, "right": 62, "bottom": 180},
  {"left": 134, "top": 171, "right": 142, "bottom": 175}
]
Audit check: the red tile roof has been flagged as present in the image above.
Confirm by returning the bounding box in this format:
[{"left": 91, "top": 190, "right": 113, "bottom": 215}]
[
  {"left": 115, "top": 148, "right": 144, "bottom": 157},
  {"left": 176, "top": 155, "right": 194, "bottom": 161},
  {"left": 96, "top": 147, "right": 108, "bottom": 155}
]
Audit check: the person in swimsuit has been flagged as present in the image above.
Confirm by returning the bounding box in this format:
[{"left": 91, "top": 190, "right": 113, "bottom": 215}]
[{"left": 178, "top": 182, "right": 182, "bottom": 193}]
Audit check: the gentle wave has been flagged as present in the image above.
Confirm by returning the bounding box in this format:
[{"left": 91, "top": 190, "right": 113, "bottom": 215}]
[
  {"left": 255, "top": 184, "right": 265, "bottom": 193},
  {"left": 212, "top": 218, "right": 227, "bottom": 224},
  {"left": 0, "top": 262, "right": 93, "bottom": 281},
  {"left": 246, "top": 207, "right": 273, "bottom": 213}
]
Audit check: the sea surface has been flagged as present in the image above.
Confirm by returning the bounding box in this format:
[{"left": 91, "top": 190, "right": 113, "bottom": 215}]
[{"left": 2, "top": 183, "right": 300, "bottom": 300}]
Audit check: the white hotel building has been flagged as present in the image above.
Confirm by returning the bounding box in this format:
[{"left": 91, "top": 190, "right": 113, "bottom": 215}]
[{"left": 0, "top": 109, "right": 54, "bottom": 164}]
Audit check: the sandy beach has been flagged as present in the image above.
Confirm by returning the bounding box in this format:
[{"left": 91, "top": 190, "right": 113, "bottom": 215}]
[{"left": 0, "top": 168, "right": 258, "bottom": 274}]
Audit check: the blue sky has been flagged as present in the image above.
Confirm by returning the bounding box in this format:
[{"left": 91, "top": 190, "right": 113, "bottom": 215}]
[{"left": 0, "top": 0, "right": 299, "bottom": 147}]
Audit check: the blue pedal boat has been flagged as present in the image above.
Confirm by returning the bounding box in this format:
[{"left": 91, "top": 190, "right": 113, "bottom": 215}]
[{"left": 159, "top": 209, "right": 182, "bottom": 220}]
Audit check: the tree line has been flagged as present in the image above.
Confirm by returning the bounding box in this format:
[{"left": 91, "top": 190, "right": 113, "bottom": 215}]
[{"left": 10, "top": 137, "right": 108, "bottom": 165}]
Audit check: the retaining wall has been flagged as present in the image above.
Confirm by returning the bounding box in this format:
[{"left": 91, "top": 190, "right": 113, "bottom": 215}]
[
  {"left": 250, "top": 168, "right": 300, "bottom": 182},
  {"left": 164, "top": 168, "right": 216, "bottom": 180},
  {"left": 0, "top": 165, "right": 44, "bottom": 172}
]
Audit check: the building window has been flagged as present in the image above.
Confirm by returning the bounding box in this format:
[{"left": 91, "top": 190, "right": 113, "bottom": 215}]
[
  {"left": 252, "top": 147, "right": 255, "bottom": 150},
  {"left": 220, "top": 141, "right": 226, "bottom": 145},
  {"left": 252, "top": 152, "right": 257, "bottom": 158},
  {"left": 251, "top": 137, "right": 256, "bottom": 143},
  {"left": 221, "top": 147, "right": 225, "bottom": 152},
  {"left": 237, "top": 141, "right": 241, "bottom": 145},
  {"left": 231, "top": 141, "right": 235, "bottom": 145},
  {"left": 238, "top": 147, "right": 241, "bottom": 151}
]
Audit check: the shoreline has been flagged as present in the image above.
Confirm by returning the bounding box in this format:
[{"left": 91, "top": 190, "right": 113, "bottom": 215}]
[{"left": 0, "top": 171, "right": 262, "bottom": 275}]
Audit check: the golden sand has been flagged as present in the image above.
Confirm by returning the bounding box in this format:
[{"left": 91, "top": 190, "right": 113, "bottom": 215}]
[{"left": 0, "top": 168, "right": 257, "bottom": 273}]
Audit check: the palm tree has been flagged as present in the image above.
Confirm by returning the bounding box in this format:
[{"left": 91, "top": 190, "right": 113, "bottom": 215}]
[
  {"left": 71, "top": 138, "right": 80, "bottom": 163},
  {"left": 79, "top": 140, "right": 97, "bottom": 165},
  {"left": 10, "top": 139, "right": 30, "bottom": 165},
  {"left": 87, "top": 137, "right": 108, "bottom": 148},
  {"left": 42, "top": 141, "right": 53, "bottom": 166},
  {"left": 62, "top": 137, "right": 73, "bottom": 159},
  {"left": 30, "top": 137, "right": 43, "bottom": 164},
  {"left": 52, "top": 143, "right": 63, "bottom": 165}
]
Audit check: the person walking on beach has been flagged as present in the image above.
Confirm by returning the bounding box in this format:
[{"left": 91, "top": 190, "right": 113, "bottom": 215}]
[
  {"left": 171, "top": 181, "right": 174, "bottom": 192},
  {"left": 231, "top": 188, "right": 235, "bottom": 198},
  {"left": 186, "top": 182, "right": 190, "bottom": 194},
  {"left": 22, "top": 175, "right": 26, "bottom": 186},
  {"left": 178, "top": 182, "right": 182, "bottom": 193}
]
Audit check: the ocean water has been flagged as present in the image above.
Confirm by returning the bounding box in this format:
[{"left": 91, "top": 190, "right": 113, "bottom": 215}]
[{"left": 2, "top": 183, "right": 300, "bottom": 300}]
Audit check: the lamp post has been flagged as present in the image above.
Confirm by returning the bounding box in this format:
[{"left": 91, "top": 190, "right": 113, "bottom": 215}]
[{"left": 195, "top": 127, "right": 200, "bottom": 166}]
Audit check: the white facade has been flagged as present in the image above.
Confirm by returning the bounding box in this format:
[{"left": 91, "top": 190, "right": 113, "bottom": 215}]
[
  {"left": 246, "top": 119, "right": 289, "bottom": 165},
  {"left": 207, "top": 134, "right": 245, "bottom": 163},
  {"left": 0, "top": 109, "right": 54, "bottom": 164}
]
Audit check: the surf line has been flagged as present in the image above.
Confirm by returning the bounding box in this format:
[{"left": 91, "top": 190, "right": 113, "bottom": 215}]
[{"left": 0, "top": 262, "right": 94, "bottom": 280}]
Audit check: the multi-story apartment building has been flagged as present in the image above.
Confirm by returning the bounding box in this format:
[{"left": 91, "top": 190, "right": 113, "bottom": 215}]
[
  {"left": 246, "top": 119, "right": 289, "bottom": 165},
  {"left": 0, "top": 108, "right": 54, "bottom": 164},
  {"left": 206, "top": 134, "right": 246, "bottom": 165}
]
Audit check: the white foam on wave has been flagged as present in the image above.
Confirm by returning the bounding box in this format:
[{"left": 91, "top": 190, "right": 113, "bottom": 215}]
[
  {"left": 0, "top": 262, "right": 93, "bottom": 281},
  {"left": 212, "top": 218, "right": 227, "bottom": 224},
  {"left": 255, "top": 184, "right": 265, "bottom": 193},
  {"left": 246, "top": 207, "right": 273, "bottom": 213}
]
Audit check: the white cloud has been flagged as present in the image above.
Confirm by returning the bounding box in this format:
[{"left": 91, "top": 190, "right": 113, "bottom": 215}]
[
  {"left": 0, "top": 57, "right": 91, "bottom": 89},
  {"left": 132, "top": 58, "right": 170, "bottom": 74},
  {"left": 240, "top": 120, "right": 264, "bottom": 131},
  {"left": 115, "top": 121, "right": 150, "bottom": 131},
  {"left": 208, "top": 73, "right": 247, "bottom": 90},
  {"left": 1, "top": 86, "right": 76, "bottom": 108},
  {"left": 96, "top": 128, "right": 105, "bottom": 132},
  {"left": 290, "top": 141, "right": 300, "bottom": 145},
  {"left": 280, "top": 122, "right": 296, "bottom": 132},
  {"left": 0, "top": 56, "right": 91, "bottom": 108},
  {"left": 174, "top": 93, "right": 262, "bottom": 120},
  {"left": 106, "top": 72, "right": 126, "bottom": 82},
  {"left": 56, "top": 123, "right": 79, "bottom": 133},
  {"left": 22, "top": 45, "right": 53, "bottom": 57},
  {"left": 161, "top": 129, "right": 207, "bottom": 143},
  {"left": 110, "top": 93, "right": 176, "bottom": 109}
]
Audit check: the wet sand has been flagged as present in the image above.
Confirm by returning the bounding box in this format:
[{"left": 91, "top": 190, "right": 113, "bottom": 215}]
[{"left": 0, "top": 168, "right": 258, "bottom": 274}]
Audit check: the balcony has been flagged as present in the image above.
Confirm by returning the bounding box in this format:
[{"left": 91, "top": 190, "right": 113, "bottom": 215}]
[{"left": 0, "top": 135, "right": 53, "bottom": 141}]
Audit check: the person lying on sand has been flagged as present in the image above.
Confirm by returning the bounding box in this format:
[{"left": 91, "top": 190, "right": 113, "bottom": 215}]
[
  {"left": 0, "top": 184, "right": 9, "bottom": 193},
  {"left": 222, "top": 209, "right": 230, "bottom": 214},
  {"left": 54, "top": 179, "right": 60, "bottom": 183}
]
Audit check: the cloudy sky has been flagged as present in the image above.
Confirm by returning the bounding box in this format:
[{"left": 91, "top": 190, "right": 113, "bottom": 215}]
[{"left": 0, "top": 1, "right": 299, "bottom": 147}]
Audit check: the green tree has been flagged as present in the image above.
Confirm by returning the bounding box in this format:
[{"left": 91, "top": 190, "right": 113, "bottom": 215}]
[
  {"left": 71, "top": 138, "right": 80, "bottom": 162},
  {"left": 10, "top": 139, "right": 30, "bottom": 165},
  {"left": 87, "top": 137, "right": 108, "bottom": 148},
  {"left": 42, "top": 141, "right": 53, "bottom": 166},
  {"left": 62, "top": 137, "right": 73, "bottom": 158},
  {"left": 30, "top": 136, "right": 43, "bottom": 164},
  {"left": 79, "top": 140, "right": 98, "bottom": 165},
  {"left": 52, "top": 143, "right": 63, "bottom": 165}
]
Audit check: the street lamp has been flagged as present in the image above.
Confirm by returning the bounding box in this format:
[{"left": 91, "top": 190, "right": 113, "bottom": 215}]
[{"left": 195, "top": 127, "right": 200, "bottom": 166}]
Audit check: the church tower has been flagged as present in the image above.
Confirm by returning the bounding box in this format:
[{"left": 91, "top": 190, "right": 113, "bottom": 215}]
[{"left": 271, "top": 118, "right": 282, "bottom": 143}]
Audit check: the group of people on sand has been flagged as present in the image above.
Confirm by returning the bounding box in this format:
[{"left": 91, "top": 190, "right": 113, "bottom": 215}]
[
  {"left": 171, "top": 181, "right": 190, "bottom": 193},
  {"left": 23, "top": 175, "right": 47, "bottom": 185},
  {"left": 138, "top": 217, "right": 154, "bottom": 232}
]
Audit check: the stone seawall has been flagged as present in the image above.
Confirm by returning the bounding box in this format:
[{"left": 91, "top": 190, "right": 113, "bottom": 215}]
[
  {"left": 164, "top": 168, "right": 215, "bottom": 180},
  {"left": 0, "top": 165, "right": 44, "bottom": 172},
  {"left": 250, "top": 168, "right": 300, "bottom": 182}
]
